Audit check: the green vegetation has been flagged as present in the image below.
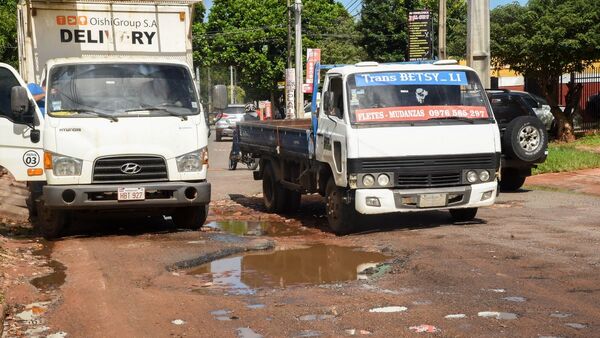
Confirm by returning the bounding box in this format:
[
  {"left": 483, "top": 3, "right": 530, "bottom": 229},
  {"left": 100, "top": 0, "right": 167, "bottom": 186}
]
[
  {"left": 491, "top": 0, "right": 600, "bottom": 142},
  {"left": 533, "top": 135, "right": 600, "bottom": 174}
]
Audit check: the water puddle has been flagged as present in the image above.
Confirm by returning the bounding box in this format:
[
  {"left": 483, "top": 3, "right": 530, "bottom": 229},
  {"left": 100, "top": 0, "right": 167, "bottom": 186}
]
[
  {"left": 30, "top": 241, "right": 66, "bottom": 291},
  {"left": 188, "top": 244, "right": 388, "bottom": 293},
  {"left": 204, "top": 220, "right": 311, "bottom": 237}
]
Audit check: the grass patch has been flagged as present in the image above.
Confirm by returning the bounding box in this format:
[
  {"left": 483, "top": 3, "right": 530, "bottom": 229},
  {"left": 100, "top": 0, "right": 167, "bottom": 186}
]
[
  {"left": 534, "top": 145, "right": 600, "bottom": 175},
  {"left": 573, "top": 134, "right": 600, "bottom": 147}
]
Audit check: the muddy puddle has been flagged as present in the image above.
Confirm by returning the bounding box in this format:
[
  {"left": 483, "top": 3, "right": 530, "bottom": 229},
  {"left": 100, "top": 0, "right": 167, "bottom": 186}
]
[
  {"left": 30, "top": 241, "right": 66, "bottom": 291},
  {"left": 188, "top": 244, "right": 388, "bottom": 294},
  {"left": 204, "top": 220, "right": 311, "bottom": 237}
]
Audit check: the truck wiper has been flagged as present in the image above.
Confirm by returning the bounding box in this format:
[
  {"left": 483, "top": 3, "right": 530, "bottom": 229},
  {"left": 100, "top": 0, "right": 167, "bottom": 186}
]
[
  {"left": 429, "top": 116, "right": 475, "bottom": 124},
  {"left": 58, "top": 109, "right": 119, "bottom": 122},
  {"left": 124, "top": 107, "right": 188, "bottom": 121}
]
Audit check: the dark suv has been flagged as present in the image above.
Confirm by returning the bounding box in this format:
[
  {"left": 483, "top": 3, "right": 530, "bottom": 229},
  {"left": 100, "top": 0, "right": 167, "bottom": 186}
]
[{"left": 487, "top": 89, "right": 549, "bottom": 191}]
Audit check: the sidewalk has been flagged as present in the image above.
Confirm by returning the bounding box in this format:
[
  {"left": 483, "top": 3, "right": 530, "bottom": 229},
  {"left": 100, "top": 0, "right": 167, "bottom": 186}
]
[{"left": 525, "top": 168, "right": 600, "bottom": 196}]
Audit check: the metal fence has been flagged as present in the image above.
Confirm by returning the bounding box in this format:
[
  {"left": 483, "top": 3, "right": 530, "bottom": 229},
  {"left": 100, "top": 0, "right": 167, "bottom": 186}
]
[{"left": 560, "top": 65, "right": 600, "bottom": 132}]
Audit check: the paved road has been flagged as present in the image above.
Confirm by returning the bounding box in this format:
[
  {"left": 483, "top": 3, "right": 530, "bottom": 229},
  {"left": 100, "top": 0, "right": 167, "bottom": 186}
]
[
  {"left": 2, "top": 145, "right": 600, "bottom": 337},
  {"left": 207, "top": 129, "right": 262, "bottom": 200}
]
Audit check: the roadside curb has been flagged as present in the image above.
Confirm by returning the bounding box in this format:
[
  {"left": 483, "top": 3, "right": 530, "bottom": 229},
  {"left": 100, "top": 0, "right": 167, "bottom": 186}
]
[{"left": 526, "top": 168, "right": 600, "bottom": 197}]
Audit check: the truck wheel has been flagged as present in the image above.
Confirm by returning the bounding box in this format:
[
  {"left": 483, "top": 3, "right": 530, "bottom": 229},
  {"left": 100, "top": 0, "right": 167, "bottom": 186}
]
[
  {"left": 502, "top": 116, "right": 548, "bottom": 163},
  {"left": 34, "top": 201, "right": 65, "bottom": 240},
  {"left": 262, "top": 163, "right": 285, "bottom": 213},
  {"left": 499, "top": 173, "right": 527, "bottom": 192},
  {"left": 450, "top": 208, "right": 478, "bottom": 222},
  {"left": 325, "top": 178, "right": 357, "bottom": 235},
  {"left": 283, "top": 190, "right": 301, "bottom": 213},
  {"left": 172, "top": 205, "right": 208, "bottom": 230}
]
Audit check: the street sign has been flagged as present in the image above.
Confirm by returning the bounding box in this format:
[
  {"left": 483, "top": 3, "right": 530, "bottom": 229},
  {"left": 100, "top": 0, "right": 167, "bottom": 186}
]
[
  {"left": 304, "top": 48, "right": 321, "bottom": 93},
  {"left": 408, "top": 10, "right": 433, "bottom": 61}
]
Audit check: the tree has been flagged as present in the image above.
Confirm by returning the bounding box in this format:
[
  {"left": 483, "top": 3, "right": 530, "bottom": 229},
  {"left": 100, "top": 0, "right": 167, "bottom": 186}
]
[
  {"left": 0, "top": 0, "right": 18, "bottom": 68},
  {"left": 491, "top": 0, "right": 600, "bottom": 141},
  {"left": 358, "top": 0, "right": 420, "bottom": 62},
  {"left": 198, "top": 0, "right": 362, "bottom": 104},
  {"left": 419, "top": 0, "right": 467, "bottom": 59}
]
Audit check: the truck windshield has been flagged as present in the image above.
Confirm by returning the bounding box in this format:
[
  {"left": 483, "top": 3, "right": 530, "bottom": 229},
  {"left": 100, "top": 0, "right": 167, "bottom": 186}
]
[
  {"left": 346, "top": 70, "right": 491, "bottom": 124},
  {"left": 47, "top": 63, "right": 199, "bottom": 118}
]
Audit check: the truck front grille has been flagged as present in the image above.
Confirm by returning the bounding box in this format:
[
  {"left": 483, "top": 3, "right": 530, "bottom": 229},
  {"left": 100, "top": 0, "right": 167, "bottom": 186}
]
[
  {"left": 397, "top": 172, "right": 462, "bottom": 189},
  {"left": 93, "top": 156, "right": 168, "bottom": 184}
]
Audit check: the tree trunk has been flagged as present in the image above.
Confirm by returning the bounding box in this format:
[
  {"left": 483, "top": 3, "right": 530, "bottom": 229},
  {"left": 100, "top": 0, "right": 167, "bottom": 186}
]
[{"left": 540, "top": 76, "right": 576, "bottom": 142}]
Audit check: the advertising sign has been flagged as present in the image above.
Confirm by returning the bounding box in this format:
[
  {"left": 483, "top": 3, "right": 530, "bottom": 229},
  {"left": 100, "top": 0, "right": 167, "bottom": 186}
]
[
  {"left": 286, "top": 68, "right": 296, "bottom": 119},
  {"left": 354, "top": 105, "right": 489, "bottom": 123},
  {"left": 408, "top": 10, "right": 433, "bottom": 61},
  {"left": 304, "top": 48, "right": 321, "bottom": 93}
]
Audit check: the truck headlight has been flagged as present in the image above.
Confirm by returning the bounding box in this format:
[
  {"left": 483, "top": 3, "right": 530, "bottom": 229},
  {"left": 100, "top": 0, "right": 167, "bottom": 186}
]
[
  {"left": 44, "top": 152, "right": 82, "bottom": 176},
  {"left": 479, "top": 170, "right": 491, "bottom": 182},
  {"left": 377, "top": 174, "right": 390, "bottom": 186},
  {"left": 362, "top": 174, "right": 375, "bottom": 187},
  {"left": 176, "top": 148, "right": 208, "bottom": 172},
  {"left": 466, "top": 170, "right": 478, "bottom": 183}
]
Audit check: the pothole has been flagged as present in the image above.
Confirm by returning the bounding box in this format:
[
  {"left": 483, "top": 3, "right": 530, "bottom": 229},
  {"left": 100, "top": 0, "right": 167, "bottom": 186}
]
[
  {"left": 188, "top": 244, "right": 389, "bottom": 294},
  {"left": 203, "top": 220, "right": 312, "bottom": 237},
  {"left": 30, "top": 241, "right": 66, "bottom": 291}
]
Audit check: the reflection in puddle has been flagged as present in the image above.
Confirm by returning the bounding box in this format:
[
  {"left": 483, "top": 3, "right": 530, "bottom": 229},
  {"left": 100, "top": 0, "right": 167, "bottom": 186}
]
[
  {"left": 30, "top": 241, "right": 66, "bottom": 291},
  {"left": 204, "top": 220, "right": 310, "bottom": 237},
  {"left": 189, "top": 244, "right": 388, "bottom": 294}
]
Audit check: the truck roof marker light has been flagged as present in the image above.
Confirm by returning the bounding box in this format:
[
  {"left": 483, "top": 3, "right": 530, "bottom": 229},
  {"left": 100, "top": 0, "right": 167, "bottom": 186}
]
[
  {"left": 27, "top": 168, "right": 43, "bottom": 177},
  {"left": 433, "top": 60, "right": 459, "bottom": 66},
  {"left": 355, "top": 61, "right": 379, "bottom": 67},
  {"left": 44, "top": 152, "right": 53, "bottom": 169}
]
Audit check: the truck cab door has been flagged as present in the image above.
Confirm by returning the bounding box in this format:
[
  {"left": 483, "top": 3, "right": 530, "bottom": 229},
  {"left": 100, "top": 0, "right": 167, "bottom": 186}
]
[
  {"left": 0, "top": 63, "right": 45, "bottom": 181},
  {"left": 316, "top": 74, "right": 348, "bottom": 187}
]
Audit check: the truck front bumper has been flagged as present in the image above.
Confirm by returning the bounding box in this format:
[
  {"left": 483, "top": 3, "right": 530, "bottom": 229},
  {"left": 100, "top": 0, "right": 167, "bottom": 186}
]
[
  {"left": 355, "top": 181, "right": 497, "bottom": 215},
  {"left": 43, "top": 181, "right": 211, "bottom": 210}
]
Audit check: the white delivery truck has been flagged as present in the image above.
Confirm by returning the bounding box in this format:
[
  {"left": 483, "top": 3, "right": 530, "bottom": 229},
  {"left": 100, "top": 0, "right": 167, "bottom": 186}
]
[
  {"left": 0, "top": 0, "right": 210, "bottom": 238},
  {"left": 237, "top": 61, "right": 502, "bottom": 235}
]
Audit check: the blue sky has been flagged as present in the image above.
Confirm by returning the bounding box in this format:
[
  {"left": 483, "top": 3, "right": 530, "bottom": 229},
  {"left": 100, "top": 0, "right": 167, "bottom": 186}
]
[{"left": 202, "top": 0, "right": 527, "bottom": 19}]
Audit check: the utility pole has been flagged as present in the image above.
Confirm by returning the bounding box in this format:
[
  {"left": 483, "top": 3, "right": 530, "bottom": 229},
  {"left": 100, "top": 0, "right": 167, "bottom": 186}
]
[
  {"left": 294, "top": 0, "right": 303, "bottom": 119},
  {"left": 287, "top": 0, "right": 292, "bottom": 69},
  {"left": 229, "top": 65, "right": 234, "bottom": 105},
  {"left": 467, "top": 0, "right": 491, "bottom": 88},
  {"left": 438, "top": 0, "right": 447, "bottom": 60}
]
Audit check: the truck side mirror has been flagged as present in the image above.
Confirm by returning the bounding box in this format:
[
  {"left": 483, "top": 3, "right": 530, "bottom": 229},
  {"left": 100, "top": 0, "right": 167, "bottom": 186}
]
[
  {"left": 11, "top": 86, "right": 29, "bottom": 116},
  {"left": 212, "top": 85, "right": 228, "bottom": 110}
]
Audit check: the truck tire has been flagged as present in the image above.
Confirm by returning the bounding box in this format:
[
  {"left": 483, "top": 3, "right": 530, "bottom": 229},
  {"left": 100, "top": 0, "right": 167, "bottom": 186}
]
[
  {"left": 502, "top": 116, "right": 547, "bottom": 163},
  {"left": 172, "top": 205, "right": 208, "bottom": 230},
  {"left": 325, "top": 178, "right": 357, "bottom": 235},
  {"left": 283, "top": 190, "right": 301, "bottom": 213},
  {"left": 262, "top": 163, "right": 286, "bottom": 213},
  {"left": 34, "top": 201, "right": 65, "bottom": 240},
  {"left": 449, "top": 208, "right": 478, "bottom": 222},
  {"left": 499, "top": 172, "right": 527, "bottom": 192}
]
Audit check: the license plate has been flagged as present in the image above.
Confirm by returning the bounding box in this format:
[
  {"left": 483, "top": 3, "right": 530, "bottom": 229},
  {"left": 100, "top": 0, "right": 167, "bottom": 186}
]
[
  {"left": 418, "top": 193, "right": 447, "bottom": 208},
  {"left": 118, "top": 187, "right": 145, "bottom": 201}
]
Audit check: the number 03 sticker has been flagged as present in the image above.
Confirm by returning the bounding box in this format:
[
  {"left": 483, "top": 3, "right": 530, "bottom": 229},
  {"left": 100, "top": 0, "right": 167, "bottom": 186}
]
[{"left": 23, "top": 150, "right": 40, "bottom": 168}]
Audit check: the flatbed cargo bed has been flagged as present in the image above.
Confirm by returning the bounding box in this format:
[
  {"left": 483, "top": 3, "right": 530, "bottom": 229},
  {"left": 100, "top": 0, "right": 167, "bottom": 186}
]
[{"left": 238, "top": 119, "right": 313, "bottom": 159}]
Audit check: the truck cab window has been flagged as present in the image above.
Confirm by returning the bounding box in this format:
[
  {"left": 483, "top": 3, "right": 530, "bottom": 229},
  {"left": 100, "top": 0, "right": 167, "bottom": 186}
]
[
  {"left": 0, "top": 68, "right": 21, "bottom": 121},
  {"left": 326, "top": 77, "right": 344, "bottom": 118}
]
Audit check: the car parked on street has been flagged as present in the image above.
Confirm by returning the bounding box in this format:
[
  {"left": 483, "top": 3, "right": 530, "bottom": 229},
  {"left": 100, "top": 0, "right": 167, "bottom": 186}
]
[
  {"left": 487, "top": 89, "right": 548, "bottom": 191},
  {"left": 510, "top": 90, "right": 554, "bottom": 131},
  {"left": 214, "top": 104, "right": 246, "bottom": 141}
]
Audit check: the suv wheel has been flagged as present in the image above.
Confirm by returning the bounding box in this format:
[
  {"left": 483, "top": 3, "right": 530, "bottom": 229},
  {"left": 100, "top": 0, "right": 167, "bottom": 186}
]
[{"left": 502, "top": 116, "right": 548, "bottom": 163}]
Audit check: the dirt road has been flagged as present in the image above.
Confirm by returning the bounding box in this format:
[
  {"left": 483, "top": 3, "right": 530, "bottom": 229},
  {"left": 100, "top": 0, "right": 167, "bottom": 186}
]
[{"left": 1, "top": 135, "right": 599, "bottom": 337}]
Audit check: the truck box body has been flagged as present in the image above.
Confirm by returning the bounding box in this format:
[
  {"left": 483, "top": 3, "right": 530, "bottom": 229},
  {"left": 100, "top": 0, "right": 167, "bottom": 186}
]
[{"left": 18, "top": 0, "right": 197, "bottom": 83}]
